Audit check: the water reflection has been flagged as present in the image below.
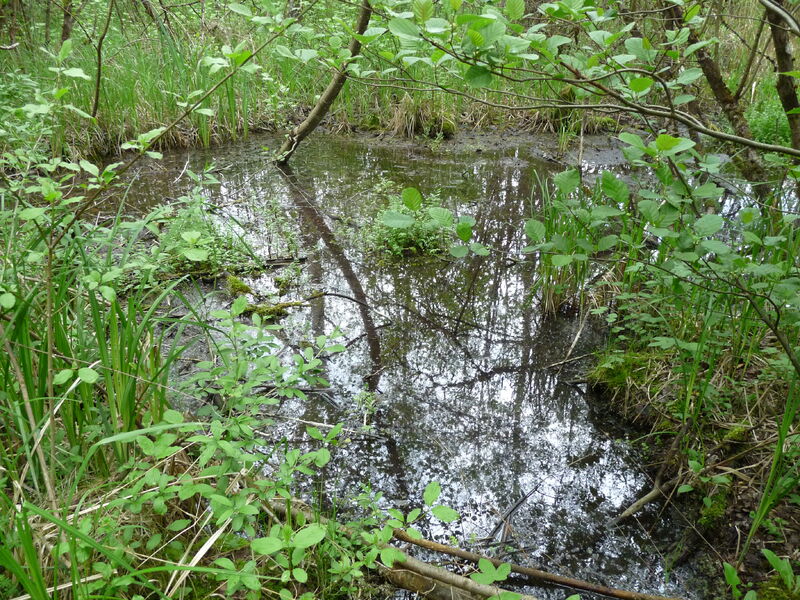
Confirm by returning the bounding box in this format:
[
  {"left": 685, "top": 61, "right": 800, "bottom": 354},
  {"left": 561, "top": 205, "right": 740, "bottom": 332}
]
[{"left": 126, "top": 134, "right": 698, "bottom": 599}]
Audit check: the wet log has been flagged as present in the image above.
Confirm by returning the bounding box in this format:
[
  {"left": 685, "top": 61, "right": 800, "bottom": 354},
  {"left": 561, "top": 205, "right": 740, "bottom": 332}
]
[{"left": 392, "top": 529, "right": 683, "bottom": 600}]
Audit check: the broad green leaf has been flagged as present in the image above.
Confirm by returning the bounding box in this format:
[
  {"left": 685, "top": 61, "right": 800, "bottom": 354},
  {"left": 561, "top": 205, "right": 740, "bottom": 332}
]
[
  {"left": 693, "top": 214, "right": 723, "bottom": 236},
  {"left": 553, "top": 168, "right": 580, "bottom": 195},
  {"left": 402, "top": 187, "right": 423, "bottom": 211},
  {"left": 63, "top": 67, "right": 91, "bottom": 80},
  {"left": 431, "top": 505, "right": 459, "bottom": 522},
  {"left": 58, "top": 39, "right": 73, "bottom": 62},
  {"left": 252, "top": 536, "right": 283, "bottom": 555},
  {"left": 676, "top": 67, "right": 703, "bottom": 85},
  {"left": 638, "top": 199, "right": 660, "bottom": 223},
  {"left": 412, "top": 0, "right": 434, "bottom": 22},
  {"left": 597, "top": 234, "right": 618, "bottom": 252},
  {"left": 619, "top": 132, "right": 646, "bottom": 149},
  {"left": 20, "top": 207, "right": 47, "bottom": 220},
  {"left": 601, "top": 171, "right": 629, "bottom": 203},
  {"left": 524, "top": 219, "right": 545, "bottom": 242},
  {"left": 551, "top": 254, "right": 573, "bottom": 267},
  {"left": 428, "top": 206, "right": 453, "bottom": 226},
  {"left": 469, "top": 242, "right": 490, "bottom": 256},
  {"left": 182, "top": 248, "right": 208, "bottom": 262},
  {"left": 53, "top": 369, "right": 73, "bottom": 385},
  {"left": 684, "top": 38, "right": 717, "bottom": 57},
  {"left": 293, "top": 568, "right": 309, "bottom": 583},
  {"left": 78, "top": 367, "right": 100, "bottom": 384},
  {"left": 292, "top": 524, "right": 326, "bottom": 548},
  {"left": 382, "top": 210, "right": 415, "bottom": 228},
  {"left": 456, "top": 221, "right": 473, "bottom": 242},
  {"left": 449, "top": 244, "right": 469, "bottom": 258},
  {"left": 504, "top": 0, "right": 524, "bottom": 21},
  {"left": 228, "top": 3, "right": 252, "bottom": 16},
  {"left": 699, "top": 239, "right": 730, "bottom": 255},
  {"left": 79, "top": 160, "right": 99, "bottom": 177},
  {"left": 380, "top": 547, "right": 407, "bottom": 567},
  {"left": 181, "top": 231, "right": 203, "bottom": 245},
  {"left": 388, "top": 18, "right": 420, "bottom": 39},
  {"left": 629, "top": 76, "right": 653, "bottom": 93},
  {"left": 654, "top": 134, "right": 694, "bottom": 156},
  {"left": 465, "top": 65, "right": 493, "bottom": 88},
  {"left": 423, "top": 481, "right": 441, "bottom": 505},
  {"left": 0, "top": 292, "right": 15, "bottom": 310}
]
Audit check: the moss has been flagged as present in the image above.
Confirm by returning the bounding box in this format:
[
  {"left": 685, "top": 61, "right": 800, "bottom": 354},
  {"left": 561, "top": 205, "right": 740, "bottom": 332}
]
[
  {"left": 245, "top": 302, "right": 290, "bottom": 321},
  {"left": 243, "top": 296, "right": 319, "bottom": 321},
  {"left": 226, "top": 274, "right": 252, "bottom": 296},
  {"left": 757, "top": 575, "right": 800, "bottom": 600},
  {"left": 698, "top": 489, "right": 729, "bottom": 529},
  {"left": 274, "top": 274, "right": 293, "bottom": 296},
  {"left": 589, "top": 350, "right": 657, "bottom": 388},
  {"left": 723, "top": 425, "right": 749, "bottom": 443}
]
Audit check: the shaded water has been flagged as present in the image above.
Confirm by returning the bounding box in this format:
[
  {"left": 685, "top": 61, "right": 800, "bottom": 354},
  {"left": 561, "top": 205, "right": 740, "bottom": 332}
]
[{"left": 126, "top": 134, "right": 702, "bottom": 599}]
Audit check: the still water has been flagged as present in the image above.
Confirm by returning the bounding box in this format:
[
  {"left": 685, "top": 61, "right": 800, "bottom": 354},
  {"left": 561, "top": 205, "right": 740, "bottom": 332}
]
[{"left": 126, "top": 133, "right": 703, "bottom": 599}]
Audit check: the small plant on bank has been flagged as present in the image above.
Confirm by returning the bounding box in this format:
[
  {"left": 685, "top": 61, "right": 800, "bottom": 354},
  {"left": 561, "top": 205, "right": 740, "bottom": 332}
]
[{"left": 374, "top": 187, "right": 453, "bottom": 256}]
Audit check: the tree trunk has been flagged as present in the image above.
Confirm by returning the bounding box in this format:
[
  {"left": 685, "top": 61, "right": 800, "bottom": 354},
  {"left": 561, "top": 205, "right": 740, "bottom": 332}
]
[
  {"left": 766, "top": 2, "right": 800, "bottom": 151},
  {"left": 61, "top": 0, "right": 74, "bottom": 42},
  {"left": 666, "top": 4, "right": 771, "bottom": 196},
  {"left": 276, "top": 0, "right": 372, "bottom": 164}
]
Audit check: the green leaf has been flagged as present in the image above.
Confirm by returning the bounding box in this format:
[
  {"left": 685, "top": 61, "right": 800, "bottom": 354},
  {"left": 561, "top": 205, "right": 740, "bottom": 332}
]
[
  {"left": 465, "top": 65, "right": 493, "bottom": 88},
  {"left": 428, "top": 206, "right": 453, "bottom": 227},
  {"left": 388, "top": 18, "right": 420, "bottom": 39},
  {"left": 162, "top": 409, "right": 184, "bottom": 424},
  {"left": 638, "top": 199, "right": 660, "bottom": 223},
  {"left": 228, "top": 3, "right": 253, "bottom": 16},
  {"left": 423, "top": 481, "right": 441, "bottom": 505},
  {"left": 553, "top": 168, "right": 580, "bottom": 195},
  {"left": 596, "top": 234, "right": 618, "bottom": 252},
  {"left": 677, "top": 484, "right": 694, "bottom": 494},
  {"left": 412, "top": 0, "right": 434, "bottom": 22},
  {"left": 684, "top": 38, "right": 717, "bottom": 58},
  {"left": 676, "top": 67, "right": 703, "bottom": 84},
  {"left": 504, "top": 0, "right": 525, "bottom": 21},
  {"left": 63, "top": 67, "right": 91, "bottom": 80},
  {"left": 654, "top": 134, "right": 695, "bottom": 156},
  {"left": 524, "top": 219, "right": 545, "bottom": 242},
  {"left": 292, "top": 524, "right": 326, "bottom": 549},
  {"left": 58, "top": 39, "right": 73, "bottom": 62},
  {"left": 182, "top": 248, "right": 209, "bottom": 262},
  {"left": 629, "top": 76, "right": 653, "bottom": 93},
  {"left": 382, "top": 210, "right": 415, "bottom": 228},
  {"left": 0, "top": 292, "right": 15, "bottom": 310},
  {"left": 469, "top": 242, "right": 490, "bottom": 256},
  {"left": 449, "top": 245, "right": 469, "bottom": 258},
  {"left": 231, "top": 295, "right": 249, "bottom": 316},
  {"left": 292, "top": 568, "right": 309, "bottom": 583},
  {"left": 20, "top": 207, "right": 47, "bottom": 220},
  {"left": 252, "top": 536, "right": 283, "bottom": 555},
  {"left": 456, "top": 221, "right": 473, "bottom": 242},
  {"left": 601, "top": 171, "right": 629, "bottom": 203},
  {"left": 79, "top": 160, "right": 99, "bottom": 177},
  {"left": 380, "top": 547, "right": 406, "bottom": 567},
  {"left": 693, "top": 214, "right": 723, "bottom": 236},
  {"left": 167, "top": 519, "right": 191, "bottom": 531},
  {"left": 699, "top": 239, "right": 730, "bottom": 255},
  {"left": 402, "top": 187, "right": 423, "bottom": 211},
  {"left": 430, "top": 505, "right": 459, "bottom": 522},
  {"left": 53, "top": 369, "right": 73, "bottom": 385},
  {"left": 78, "top": 367, "right": 100, "bottom": 384},
  {"left": 551, "top": 254, "right": 573, "bottom": 267}
]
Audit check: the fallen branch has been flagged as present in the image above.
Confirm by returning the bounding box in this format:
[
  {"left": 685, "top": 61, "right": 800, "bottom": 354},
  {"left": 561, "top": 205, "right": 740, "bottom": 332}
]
[
  {"left": 392, "top": 529, "right": 683, "bottom": 600},
  {"left": 267, "top": 499, "right": 539, "bottom": 600}
]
